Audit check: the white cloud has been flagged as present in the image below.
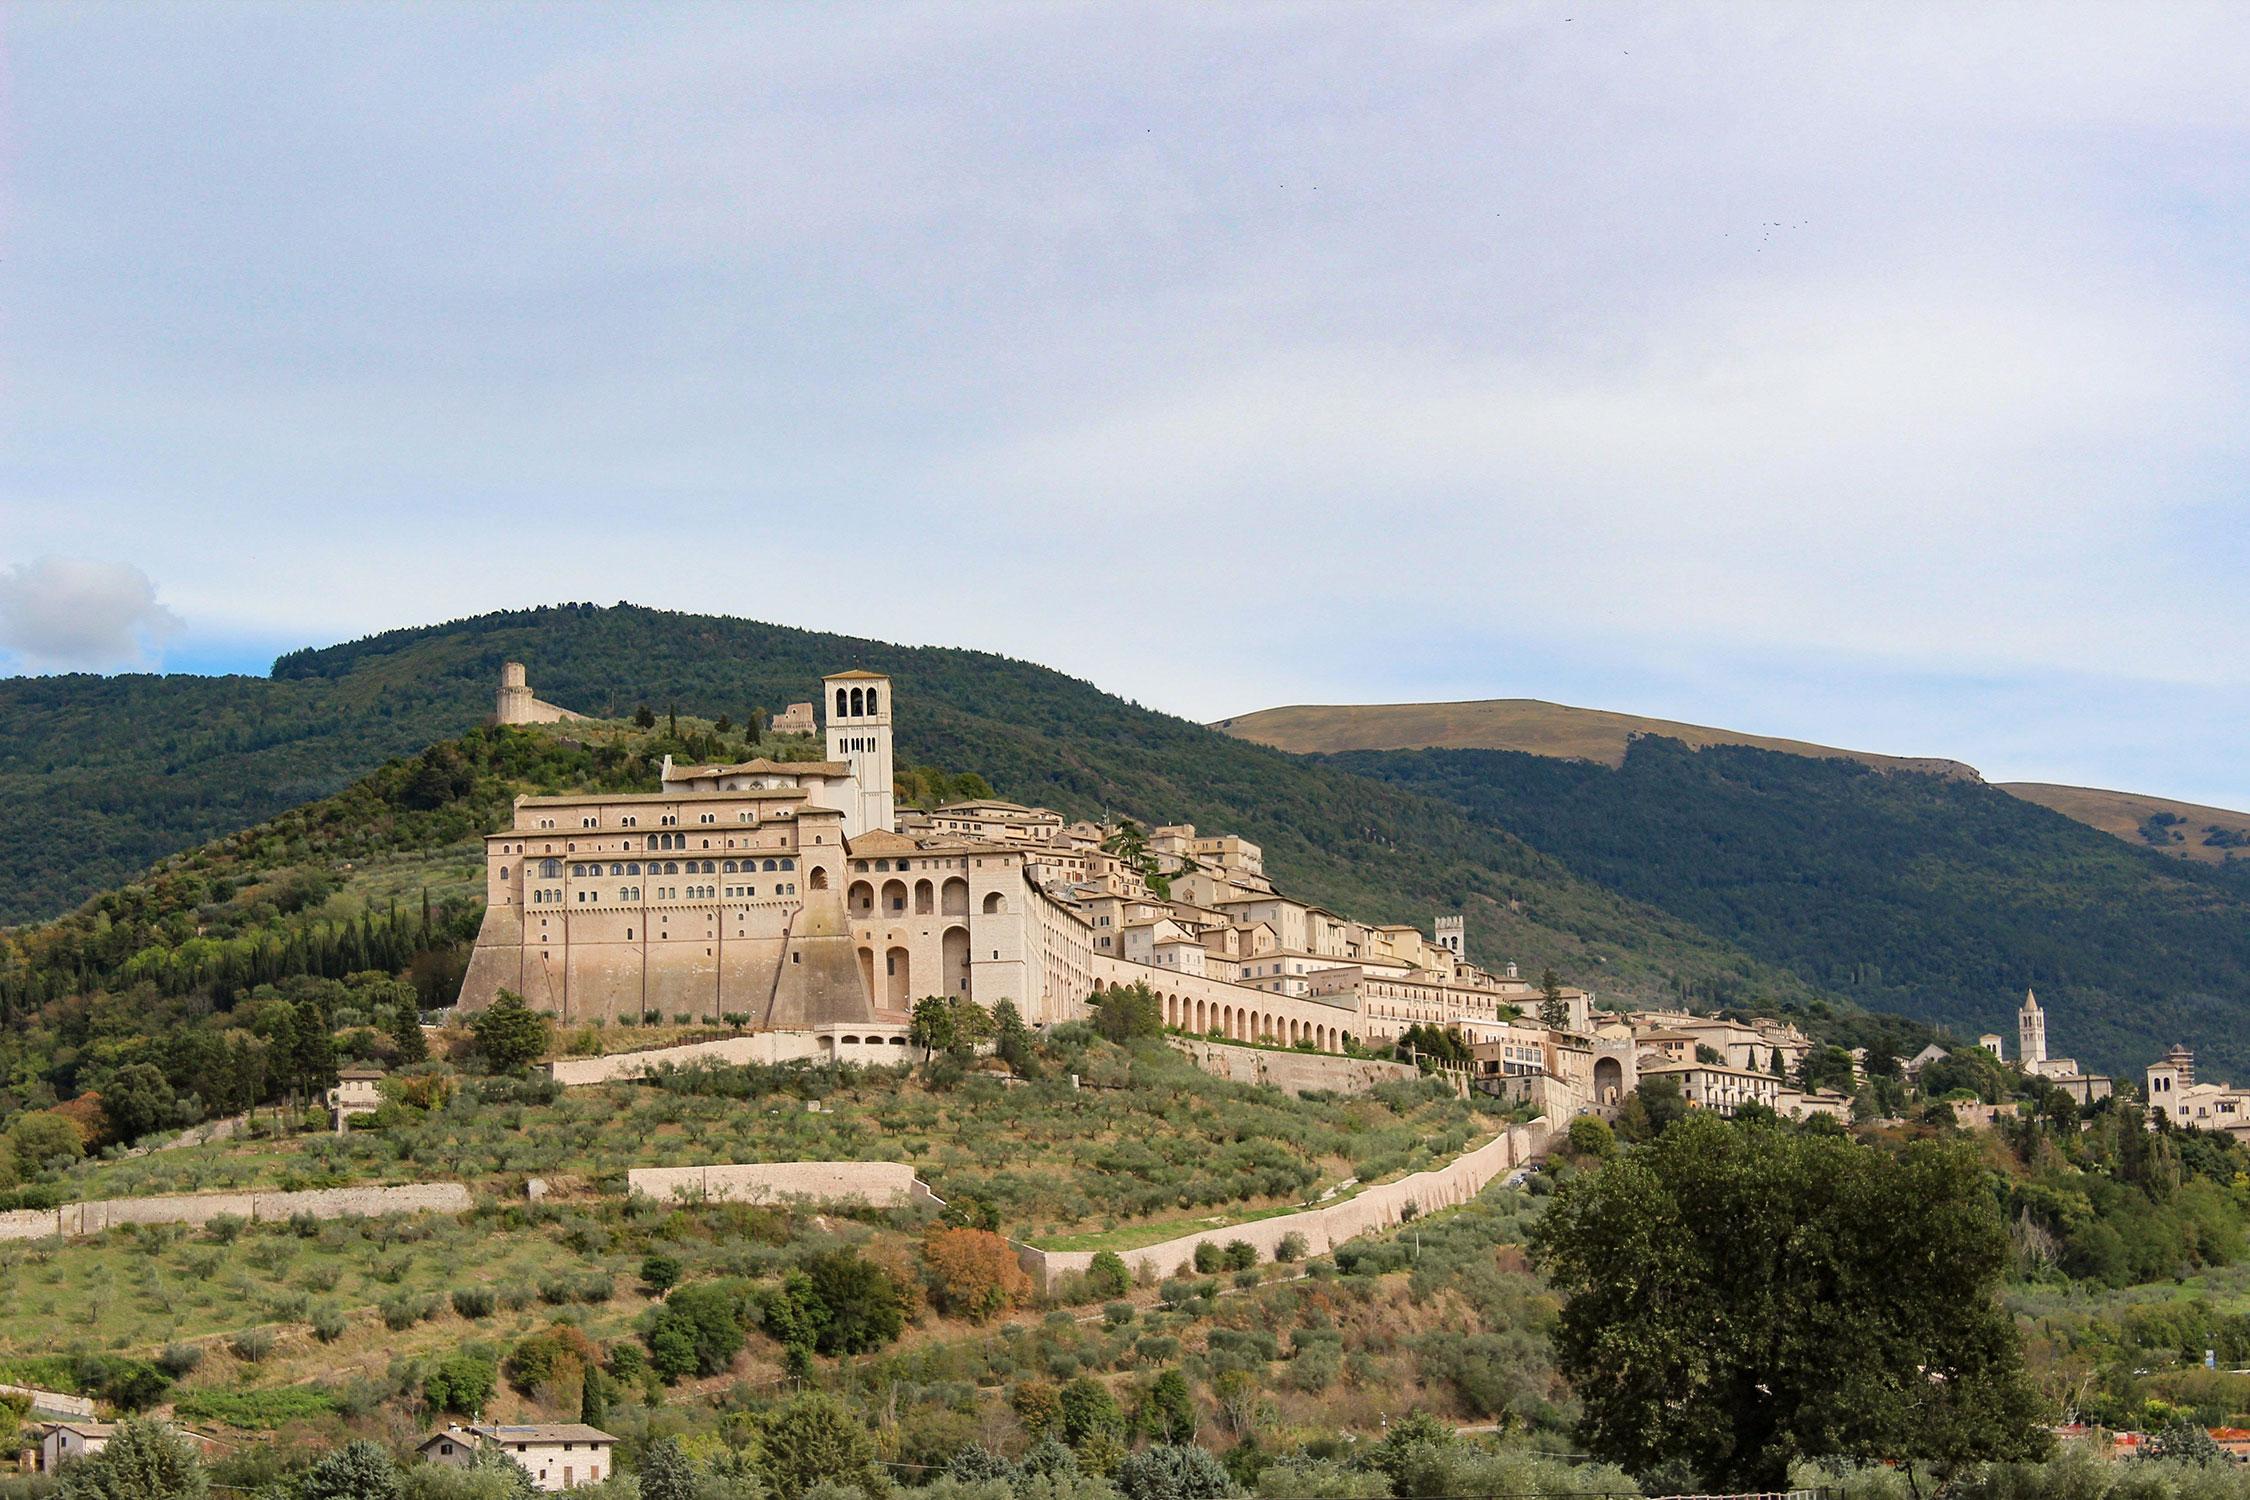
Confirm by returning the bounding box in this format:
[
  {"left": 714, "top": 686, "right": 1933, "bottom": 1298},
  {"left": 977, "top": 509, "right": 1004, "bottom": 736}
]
[{"left": 0, "top": 557, "right": 183, "bottom": 674}]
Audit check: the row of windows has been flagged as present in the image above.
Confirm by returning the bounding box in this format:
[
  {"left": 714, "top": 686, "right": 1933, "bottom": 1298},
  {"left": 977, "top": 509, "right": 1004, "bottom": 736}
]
[
  {"left": 547, "top": 857, "right": 798, "bottom": 879},
  {"left": 557, "top": 883, "right": 802, "bottom": 908}
]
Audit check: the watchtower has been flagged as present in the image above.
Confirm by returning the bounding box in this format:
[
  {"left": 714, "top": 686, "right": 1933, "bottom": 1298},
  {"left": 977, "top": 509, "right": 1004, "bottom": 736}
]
[
  {"left": 823, "top": 670, "right": 895, "bottom": 838},
  {"left": 1434, "top": 914, "right": 1465, "bottom": 960}
]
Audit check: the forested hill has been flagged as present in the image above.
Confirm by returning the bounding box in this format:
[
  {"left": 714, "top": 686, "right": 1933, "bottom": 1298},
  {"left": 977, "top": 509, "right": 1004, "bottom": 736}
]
[
  {"left": 1326, "top": 739, "right": 2250, "bottom": 1079},
  {"left": 0, "top": 604, "right": 1798, "bottom": 1009}
]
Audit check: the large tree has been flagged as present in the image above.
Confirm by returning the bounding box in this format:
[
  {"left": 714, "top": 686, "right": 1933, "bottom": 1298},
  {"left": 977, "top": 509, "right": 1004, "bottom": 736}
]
[{"left": 1529, "top": 1112, "right": 2048, "bottom": 1489}]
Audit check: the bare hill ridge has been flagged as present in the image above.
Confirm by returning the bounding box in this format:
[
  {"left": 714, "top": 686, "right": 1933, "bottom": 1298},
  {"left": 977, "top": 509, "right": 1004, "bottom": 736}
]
[
  {"left": 1215, "top": 698, "right": 2250, "bottom": 863},
  {"left": 1213, "top": 698, "right": 1982, "bottom": 779}
]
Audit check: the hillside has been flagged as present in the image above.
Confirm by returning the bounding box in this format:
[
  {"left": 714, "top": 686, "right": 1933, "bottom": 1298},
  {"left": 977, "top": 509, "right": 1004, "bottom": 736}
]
[
  {"left": 1215, "top": 698, "right": 2250, "bottom": 867},
  {"left": 2002, "top": 781, "right": 2250, "bottom": 865},
  {"left": 1326, "top": 738, "right": 2250, "bottom": 1079},
  {"left": 1214, "top": 697, "right": 1981, "bottom": 778},
  {"left": 0, "top": 604, "right": 1812, "bottom": 1016}
]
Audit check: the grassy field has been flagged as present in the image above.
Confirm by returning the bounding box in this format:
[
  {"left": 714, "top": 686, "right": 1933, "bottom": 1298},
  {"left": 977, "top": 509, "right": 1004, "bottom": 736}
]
[{"left": 2002, "top": 781, "right": 2250, "bottom": 865}]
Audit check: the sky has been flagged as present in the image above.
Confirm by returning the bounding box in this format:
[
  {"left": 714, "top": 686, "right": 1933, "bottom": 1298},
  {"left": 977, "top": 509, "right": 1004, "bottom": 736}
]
[{"left": 4, "top": 3, "right": 2248, "bottom": 806}]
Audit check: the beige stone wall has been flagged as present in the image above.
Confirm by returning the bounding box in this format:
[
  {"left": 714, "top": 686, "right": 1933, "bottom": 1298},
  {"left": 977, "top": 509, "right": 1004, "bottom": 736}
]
[
  {"left": 1017, "top": 1117, "right": 1551, "bottom": 1291},
  {"left": 1096, "top": 954, "right": 1359, "bottom": 1052},
  {"left": 547, "top": 1028, "right": 924, "bottom": 1085},
  {"left": 0, "top": 1182, "right": 472, "bottom": 1243},
  {"left": 627, "top": 1161, "right": 929, "bottom": 1208},
  {"left": 0, "top": 1383, "right": 94, "bottom": 1418},
  {"left": 1169, "top": 1038, "right": 1421, "bottom": 1096}
]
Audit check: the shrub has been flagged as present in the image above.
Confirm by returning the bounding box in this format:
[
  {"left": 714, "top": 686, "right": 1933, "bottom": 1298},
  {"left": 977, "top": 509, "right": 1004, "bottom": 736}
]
[
  {"left": 1115, "top": 1443, "right": 1235, "bottom": 1500},
  {"left": 641, "top": 1281, "right": 751, "bottom": 1381},
  {"left": 506, "top": 1324, "right": 599, "bottom": 1396},
  {"left": 803, "top": 1252, "right": 906, "bottom": 1355},
  {"left": 640, "top": 1254, "right": 682, "bottom": 1296},
  {"left": 1087, "top": 1251, "right": 1131, "bottom": 1300},
  {"left": 311, "top": 1306, "right": 349, "bottom": 1343},
  {"left": 1222, "top": 1241, "right": 1257, "bottom": 1271},
  {"left": 156, "top": 1345, "right": 204, "bottom": 1379},
  {"left": 1275, "top": 1234, "right": 1308, "bottom": 1264},
  {"left": 1192, "top": 1244, "right": 1223, "bottom": 1275},
  {"left": 424, "top": 1351, "right": 496, "bottom": 1415},
  {"left": 229, "top": 1328, "right": 276, "bottom": 1363},
  {"left": 380, "top": 1295, "right": 433, "bottom": 1331},
  {"left": 922, "top": 1227, "right": 1033, "bottom": 1323},
  {"left": 451, "top": 1287, "right": 497, "bottom": 1320},
  {"left": 206, "top": 1213, "right": 246, "bottom": 1244},
  {"left": 176, "top": 1386, "right": 340, "bottom": 1428},
  {"left": 1103, "top": 1303, "right": 1136, "bottom": 1328}
]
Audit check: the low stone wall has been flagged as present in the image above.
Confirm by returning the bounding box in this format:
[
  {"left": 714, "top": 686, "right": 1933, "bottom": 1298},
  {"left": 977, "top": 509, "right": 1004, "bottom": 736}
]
[
  {"left": 549, "top": 1033, "right": 829, "bottom": 1085},
  {"left": 0, "top": 1382, "right": 94, "bottom": 1418},
  {"left": 1018, "top": 1116, "right": 1551, "bottom": 1290},
  {"left": 1169, "top": 1038, "right": 1422, "bottom": 1096},
  {"left": 627, "top": 1161, "right": 938, "bottom": 1209},
  {"left": 0, "top": 1182, "right": 473, "bottom": 1243}
]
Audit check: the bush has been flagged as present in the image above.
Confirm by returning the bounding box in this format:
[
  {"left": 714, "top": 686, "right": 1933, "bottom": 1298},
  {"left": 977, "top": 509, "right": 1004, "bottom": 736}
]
[
  {"left": 640, "top": 1254, "right": 682, "bottom": 1296},
  {"left": 923, "top": 1228, "right": 1033, "bottom": 1323},
  {"left": 1087, "top": 1251, "right": 1132, "bottom": 1300},
  {"left": 451, "top": 1287, "right": 497, "bottom": 1320},
  {"left": 1276, "top": 1234, "right": 1308, "bottom": 1264},
  {"left": 424, "top": 1351, "right": 496, "bottom": 1415},
  {"left": 1222, "top": 1241, "right": 1257, "bottom": 1272},
  {"left": 380, "top": 1295, "right": 434, "bottom": 1331},
  {"left": 175, "top": 1386, "right": 340, "bottom": 1428},
  {"left": 312, "top": 1306, "right": 349, "bottom": 1343},
  {"left": 229, "top": 1328, "right": 276, "bottom": 1363},
  {"left": 641, "top": 1281, "right": 752, "bottom": 1381},
  {"left": 1115, "top": 1444, "right": 1236, "bottom": 1500},
  {"left": 156, "top": 1345, "right": 204, "bottom": 1379},
  {"left": 1192, "top": 1244, "right": 1223, "bottom": 1275}
]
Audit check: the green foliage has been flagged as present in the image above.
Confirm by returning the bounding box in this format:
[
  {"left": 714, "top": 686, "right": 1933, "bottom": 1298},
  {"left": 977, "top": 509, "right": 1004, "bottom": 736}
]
[
  {"left": 757, "top": 1392, "right": 884, "bottom": 1500},
  {"left": 1059, "top": 1376, "right": 1124, "bottom": 1446},
  {"left": 641, "top": 1280, "right": 752, "bottom": 1381},
  {"left": 1090, "top": 983, "right": 1164, "bottom": 1043},
  {"left": 424, "top": 1350, "right": 497, "bottom": 1415},
  {"left": 1531, "top": 1113, "right": 2048, "bottom": 1488},
  {"left": 172, "top": 1386, "right": 340, "bottom": 1428},
  {"left": 55, "top": 1418, "right": 207, "bottom": 1500},
  {"left": 1114, "top": 1446, "right": 1237, "bottom": 1500},
  {"left": 298, "top": 1441, "right": 402, "bottom": 1500},
  {"left": 1086, "top": 1250, "right": 1131, "bottom": 1299},
  {"left": 470, "top": 991, "right": 551, "bottom": 1074}
]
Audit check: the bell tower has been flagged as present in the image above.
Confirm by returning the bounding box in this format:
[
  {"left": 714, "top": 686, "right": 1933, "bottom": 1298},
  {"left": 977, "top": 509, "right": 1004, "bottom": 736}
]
[
  {"left": 2017, "top": 988, "right": 2047, "bottom": 1069},
  {"left": 823, "top": 670, "right": 895, "bottom": 838}
]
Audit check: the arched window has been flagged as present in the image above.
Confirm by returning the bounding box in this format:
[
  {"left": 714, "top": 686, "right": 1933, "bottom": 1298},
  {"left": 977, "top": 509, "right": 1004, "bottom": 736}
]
[
  {"left": 836, "top": 687, "right": 848, "bottom": 717},
  {"left": 780, "top": 858, "right": 795, "bottom": 871},
  {"left": 540, "top": 859, "right": 561, "bottom": 879},
  {"left": 809, "top": 867, "right": 829, "bottom": 891},
  {"left": 763, "top": 859, "right": 778, "bottom": 872},
  {"left": 665, "top": 862, "right": 679, "bottom": 875},
  {"left": 850, "top": 687, "right": 864, "bottom": 716},
  {"left": 609, "top": 863, "right": 623, "bottom": 876},
  {"left": 626, "top": 862, "right": 640, "bottom": 875},
  {"left": 866, "top": 687, "right": 879, "bottom": 716},
  {"left": 982, "top": 891, "right": 1007, "bottom": 914},
  {"left": 645, "top": 835, "right": 658, "bottom": 851},
  {"left": 723, "top": 860, "right": 738, "bottom": 874}
]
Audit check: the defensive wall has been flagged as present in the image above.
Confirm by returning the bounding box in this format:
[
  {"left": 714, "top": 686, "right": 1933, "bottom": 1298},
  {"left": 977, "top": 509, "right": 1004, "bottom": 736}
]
[
  {"left": 1016, "top": 1115, "right": 1551, "bottom": 1291},
  {"left": 1168, "top": 1038, "right": 1421, "bottom": 1096},
  {"left": 0, "top": 1183, "right": 473, "bottom": 1243},
  {"left": 627, "top": 1161, "right": 939, "bottom": 1209}
]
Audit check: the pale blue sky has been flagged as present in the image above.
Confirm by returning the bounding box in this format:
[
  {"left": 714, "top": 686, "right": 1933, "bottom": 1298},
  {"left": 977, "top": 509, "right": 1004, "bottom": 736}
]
[{"left": 4, "top": 3, "right": 2247, "bottom": 806}]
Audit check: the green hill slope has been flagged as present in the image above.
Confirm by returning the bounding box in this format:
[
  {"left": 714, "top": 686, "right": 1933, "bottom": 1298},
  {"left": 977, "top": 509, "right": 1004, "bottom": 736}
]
[
  {"left": 0, "top": 603, "right": 1808, "bottom": 1013},
  {"left": 1325, "top": 739, "right": 2250, "bottom": 1078}
]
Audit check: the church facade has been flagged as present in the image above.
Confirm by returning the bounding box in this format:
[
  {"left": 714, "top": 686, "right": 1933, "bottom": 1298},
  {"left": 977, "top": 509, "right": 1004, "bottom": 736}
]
[{"left": 456, "top": 670, "right": 1093, "bottom": 1028}]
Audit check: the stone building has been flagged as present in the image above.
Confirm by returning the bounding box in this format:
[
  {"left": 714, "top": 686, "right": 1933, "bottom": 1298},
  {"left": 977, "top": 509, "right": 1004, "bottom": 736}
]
[
  {"left": 418, "top": 1425, "right": 616, "bottom": 1491},
  {"left": 494, "top": 663, "right": 587, "bottom": 726}
]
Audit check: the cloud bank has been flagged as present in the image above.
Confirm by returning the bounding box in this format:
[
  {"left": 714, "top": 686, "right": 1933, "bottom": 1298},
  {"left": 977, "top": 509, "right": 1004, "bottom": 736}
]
[{"left": 0, "top": 557, "right": 183, "bottom": 674}]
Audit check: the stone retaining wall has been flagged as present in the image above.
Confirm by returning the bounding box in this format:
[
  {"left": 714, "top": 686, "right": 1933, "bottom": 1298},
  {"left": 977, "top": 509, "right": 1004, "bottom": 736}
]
[
  {"left": 549, "top": 1033, "right": 832, "bottom": 1085},
  {"left": 0, "top": 1182, "right": 473, "bottom": 1242},
  {"left": 1169, "top": 1038, "right": 1423, "bottom": 1096},
  {"left": 1017, "top": 1116, "right": 1551, "bottom": 1290},
  {"left": 0, "top": 1382, "right": 94, "bottom": 1418},
  {"left": 626, "top": 1161, "right": 938, "bottom": 1209}
]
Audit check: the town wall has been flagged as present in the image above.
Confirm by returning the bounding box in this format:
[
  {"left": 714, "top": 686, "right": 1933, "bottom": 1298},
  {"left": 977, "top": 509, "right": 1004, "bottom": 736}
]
[
  {"left": 547, "top": 1028, "right": 918, "bottom": 1086},
  {"left": 1016, "top": 1116, "right": 1551, "bottom": 1291},
  {"left": 0, "top": 1182, "right": 473, "bottom": 1242},
  {"left": 1093, "top": 954, "right": 1358, "bottom": 1053},
  {"left": 1168, "top": 1038, "right": 1421, "bottom": 1096}
]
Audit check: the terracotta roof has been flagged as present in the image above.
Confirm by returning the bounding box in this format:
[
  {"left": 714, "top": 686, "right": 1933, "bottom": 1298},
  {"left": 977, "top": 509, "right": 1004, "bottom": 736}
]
[
  {"left": 511, "top": 788, "right": 808, "bottom": 807},
  {"left": 823, "top": 669, "right": 889, "bottom": 681},
  {"left": 423, "top": 1424, "right": 618, "bottom": 1447}
]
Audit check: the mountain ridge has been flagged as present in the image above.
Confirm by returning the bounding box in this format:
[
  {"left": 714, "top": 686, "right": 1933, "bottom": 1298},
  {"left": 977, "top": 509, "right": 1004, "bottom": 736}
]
[{"left": 1215, "top": 697, "right": 2249, "bottom": 864}]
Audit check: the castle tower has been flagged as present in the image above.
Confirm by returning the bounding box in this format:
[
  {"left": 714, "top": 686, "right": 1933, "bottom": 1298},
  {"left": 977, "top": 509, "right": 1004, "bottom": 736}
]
[
  {"left": 496, "top": 662, "right": 534, "bottom": 724},
  {"left": 2018, "top": 988, "right": 2047, "bottom": 1068},
  {"left": 823, "top": 670, "right": 895, "bottom": 839},
  {"left": 1434, "top": 915, "right": 1465, "bottom": 960}
]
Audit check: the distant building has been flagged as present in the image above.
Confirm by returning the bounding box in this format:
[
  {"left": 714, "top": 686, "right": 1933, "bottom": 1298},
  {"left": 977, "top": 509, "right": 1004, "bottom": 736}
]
[
  {"left": 769, "top": 702, "right": 817, "bottom": 736},
  {"left": 494, "top": 663, "right": 587, "bottom": 727},
  {"left": 326, "top": 1068, "right": 384, "bottom": 1132},
  {"left": 418, "top": 1424, "right": 617, "bottom": 1492}
]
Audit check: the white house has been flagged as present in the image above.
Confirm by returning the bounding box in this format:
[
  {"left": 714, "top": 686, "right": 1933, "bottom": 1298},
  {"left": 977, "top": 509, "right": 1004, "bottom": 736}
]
[{"left": 418, "top": 1424, "right": 617, "bottom": 1491}]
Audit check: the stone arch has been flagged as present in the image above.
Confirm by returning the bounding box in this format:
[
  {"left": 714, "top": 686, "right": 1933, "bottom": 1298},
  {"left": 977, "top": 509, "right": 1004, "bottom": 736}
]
[
  {"left": 941, "top": 877, "right": 969, "bottom": 916},
  {"left": 1595, "top": 1055, "right": 1624, "bottom": 1103},
  {"left": 942, "top": 926, "right": 970, "bottom": 995},
  {"left": 850, "top": 686, "right": 865, "bottom": 716},
  {"left": 982, "top": 891, "right": 1007, "bottom": 915},
  {"left": 866, "top": 687, "right": 880, "bottom": 716},
  {"left": 884, "top": 945, "right": 911, "bottom": 1008},
  {"left": 836, "top": 687, "right": 848, "bottom": 717},
  {"left": 1194, "top": 998, "right": 1207, "bottom": 1031},
  {"left": 881, "top": 879, "right": 908, "bottom": 914},
  {"left": 809, "top": 866, "right": 829, "bottom": 892},
  {"left": 848, "top": 881, "right": 875, "bottom": 917},
  {"left": 914, "top": 879, "right": 934, "bottom": 915},
  {"left": 857, "top": 946, "right": 875, "bottom": 1002}
]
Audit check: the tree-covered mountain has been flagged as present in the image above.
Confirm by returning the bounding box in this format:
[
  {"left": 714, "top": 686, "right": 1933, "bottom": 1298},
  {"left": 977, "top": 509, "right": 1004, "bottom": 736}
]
[
  {"left": 0, "top": 604, "right": 1800, "bottom": 1008},
  {"left": 1327, "top": 739, "right": 2250, "bottom": 1078}
]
